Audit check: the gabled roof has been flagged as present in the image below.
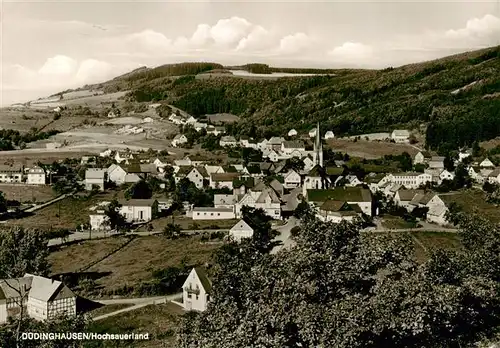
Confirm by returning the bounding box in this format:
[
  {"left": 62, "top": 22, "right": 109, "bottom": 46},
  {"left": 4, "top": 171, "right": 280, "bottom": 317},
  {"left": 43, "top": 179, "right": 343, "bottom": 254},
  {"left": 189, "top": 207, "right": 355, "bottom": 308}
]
[
  {"left": 256, "top": 187, "right": 281, "bottom": 204},
  {"left": 416, "top": 151, "right": 432, "bottom": 158},
  {"left": 397, "top": 189, "right": 424, "bottom": 201},
  {"left": 119, "top": 199, "right": 157, "bottom": 207},
  {"left": 173, "top": 134, "right": 186, "bottom": 140},
  {"left": 409, "top": 192, "right": 436, "bottom": 206},
  {"left": 195, "top": 166, "right": 209, "bottom": 178},
  {"left": 307, "top": 165, "right": 324, "bottom": 177},
  {"left": 233, "top": 177, "right": 255, "bottom": 188},
  {"left": 27, "top": 274, "right": 74, "bottom": 302},
  {"left": 282, "top": 140, "right": 305, "bottom": 149},
  {"left": 392, "top": 129, "right": 410, "bottom": 136},
  {"left": 320, "top": 200, "right": 350, "bottom": 212},
  {"left": 307, "top": 187, "right": 372, "bottom": 203},
  {"left": 176, "top": 166, "right": 194, "bottom": 176},
  {"left": 268, "top": 136, "right": 285, "bottom": 145},
  {"left": 326, "top": 166, "right": 344, "bottom": 176},
  {"left": 488, "top": 168, "right": 500, "bottom": 177},
  {"left": 220, "top": 136, "right": 237, "bottom": 142},
  {"left": 85, "top": 168, "right": 106, "bottom": 179},
  {"left": 194, "top": 267, "right": 212, "bottom": 293},
  {"left": 0, "top": 164, "right": 23, "bottom": 173},
  {"left": 210, "top": 172, "right": 240, "bottom": 182},
  {"left": 430, "top": 156, "right": 445, "bottom": 162},
  {"left": 230, "top": 219, "right": 254, "bottom": 232},
  {"left": 214, "top": 194, "right": 238, "bottom": 206}
]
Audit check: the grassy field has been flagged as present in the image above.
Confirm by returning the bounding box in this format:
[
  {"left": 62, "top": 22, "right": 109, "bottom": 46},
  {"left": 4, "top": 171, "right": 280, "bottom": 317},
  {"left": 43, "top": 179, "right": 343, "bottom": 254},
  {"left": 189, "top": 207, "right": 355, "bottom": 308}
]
[
  {"left": 138, "top": 215, "right": 238, "bottom": 232},
  {"left": 0, "top": 184, "right": 56, "bottom": 203},
  {"left": 440, "top": 190, "right": 500, "bottom": 223},
  {"left": 0, "top": 108, "right": 53, "bottom": 132},
  {"left": 409, "top": 231, "right": 462, "bottom": 263},
  {"left": 89, "top": 303, "right": 133, "bottom": 318},
  {"left": 326, "top": 139, "right": 420, "bottom": 159},
  {"left": 87, "top": 302, "right": 183, "bottom": 347},
  {"left": 5, "top": 191, "right": 123, "bottom": 230},
  {"left": 49, "top": 235, "right": 220, "bottom": 294},
  {"left": 380, "top": 215, "right": 416, "bottom": 229}
]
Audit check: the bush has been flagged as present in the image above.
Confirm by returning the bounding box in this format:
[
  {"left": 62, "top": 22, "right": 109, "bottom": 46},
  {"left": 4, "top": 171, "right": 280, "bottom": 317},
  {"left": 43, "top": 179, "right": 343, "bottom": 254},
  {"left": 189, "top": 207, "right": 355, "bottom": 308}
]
[{"left": 290, "top": 226, "right": 301, "bottom": 237}]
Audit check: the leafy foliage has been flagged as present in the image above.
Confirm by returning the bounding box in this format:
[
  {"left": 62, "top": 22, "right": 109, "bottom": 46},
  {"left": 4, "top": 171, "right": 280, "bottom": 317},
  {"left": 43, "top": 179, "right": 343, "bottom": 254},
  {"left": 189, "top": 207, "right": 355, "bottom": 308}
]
[
  {"left": 0, "top": 227, "right": 50, "bottom": 278},
  {"left": 177, "top": 213, "right": 500, "bottom": 347}
]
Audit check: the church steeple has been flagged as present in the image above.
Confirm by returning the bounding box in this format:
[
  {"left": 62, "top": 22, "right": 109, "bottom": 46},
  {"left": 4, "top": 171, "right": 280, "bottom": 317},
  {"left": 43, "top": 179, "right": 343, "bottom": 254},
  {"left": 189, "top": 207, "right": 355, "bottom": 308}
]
[{"left": 313, "top": 122, "right": 323, "bottom": 167}]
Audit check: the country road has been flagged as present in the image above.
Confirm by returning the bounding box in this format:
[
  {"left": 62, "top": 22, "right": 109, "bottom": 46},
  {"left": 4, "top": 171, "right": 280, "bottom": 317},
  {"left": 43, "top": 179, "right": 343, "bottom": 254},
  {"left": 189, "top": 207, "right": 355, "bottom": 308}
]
[{"left": 92, "top": 293, "right": 182, "bottom": 321}]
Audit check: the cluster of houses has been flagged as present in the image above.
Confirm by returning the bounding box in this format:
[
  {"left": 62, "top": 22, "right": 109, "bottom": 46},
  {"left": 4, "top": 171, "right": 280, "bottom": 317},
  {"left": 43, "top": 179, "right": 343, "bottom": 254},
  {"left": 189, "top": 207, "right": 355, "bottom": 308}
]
[{"left": 0, "top": 165, "right": 48, "bottom": 185}]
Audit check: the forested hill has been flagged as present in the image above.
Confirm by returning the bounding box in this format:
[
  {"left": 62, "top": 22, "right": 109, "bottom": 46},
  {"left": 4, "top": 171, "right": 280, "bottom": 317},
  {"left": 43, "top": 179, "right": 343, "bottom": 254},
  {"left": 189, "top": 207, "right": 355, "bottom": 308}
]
[{"left": 102, "top": 47, "right": 499, "bottom": 152}]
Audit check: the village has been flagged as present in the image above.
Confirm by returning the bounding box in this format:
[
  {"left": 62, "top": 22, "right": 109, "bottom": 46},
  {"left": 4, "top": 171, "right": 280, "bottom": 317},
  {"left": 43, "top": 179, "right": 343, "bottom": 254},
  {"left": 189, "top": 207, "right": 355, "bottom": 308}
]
[{"left": 0, "top": 104, "right": 500, "bottom": 334}]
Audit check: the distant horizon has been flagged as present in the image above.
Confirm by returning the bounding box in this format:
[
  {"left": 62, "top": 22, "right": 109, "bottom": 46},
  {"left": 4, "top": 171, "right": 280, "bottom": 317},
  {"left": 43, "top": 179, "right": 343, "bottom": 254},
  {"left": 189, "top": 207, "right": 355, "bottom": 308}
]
[
  {"left": 2, "top": 45, "right": 497, "bottom": 107},
  {"left": 2, "top": 0, "right": 499, "bottom": 106}
]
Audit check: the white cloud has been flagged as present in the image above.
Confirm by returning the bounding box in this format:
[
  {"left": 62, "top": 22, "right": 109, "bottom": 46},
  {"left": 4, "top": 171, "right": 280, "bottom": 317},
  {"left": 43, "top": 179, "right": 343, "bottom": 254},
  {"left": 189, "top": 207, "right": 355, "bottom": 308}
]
[
  {"left": 208, "top": 16, "right": 253, "bottom": 46},
  {"left": 38, "top": 55, "right": 78, "bottom": 75},
  {"left": 127, "top": 30, "right": 172, "bottom": 51},
  {"left": 278, "top": 33, "right": 311, "bottom": 54},
  {"left": 235, "top": 25, "right": 274, "bottom": 52},
  {"left": 328, "top": 42, "right": 374, "bottom": 63},
  {"left": 445, "top": 14, "right": 500, "bottom": 40}
]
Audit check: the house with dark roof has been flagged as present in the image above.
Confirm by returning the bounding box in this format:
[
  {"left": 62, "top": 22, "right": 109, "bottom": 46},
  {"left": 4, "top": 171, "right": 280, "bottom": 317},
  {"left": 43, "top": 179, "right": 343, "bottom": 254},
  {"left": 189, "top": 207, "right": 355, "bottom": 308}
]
[
  {"left": 0, "top": 274, "right": 76, "bottom": 323},
  {"left": 182, "top": 267, "right": 212, "bottom": 312},
  {"left": 175, "top": 166, "right": 207, "bottom": 189},
  {"left": 394, "top": 189, "right": 424, "bottom": 209},
  {"left": 229, "top": 219, "right": 254, "bottom": 242},
  {"left": 318, "top": 200, "right": 360, "bottom": 223},
  {"left": 414, "top": 151, "right": 432, "bottom": 165},
  {"left": 0, "top": 164, "right": 24, "bottom": 183},
  {"left": 306, "top": 187, "right": 374, "bottom": 216},
  {"left": 209, "top": 173, "right": 240, "bottom": 189},
  {"left": 118, "top": 199, "right": 158, "bottom": 222},
  {"left": 281, "top": 140, "right": 305, "bottom": 156}
]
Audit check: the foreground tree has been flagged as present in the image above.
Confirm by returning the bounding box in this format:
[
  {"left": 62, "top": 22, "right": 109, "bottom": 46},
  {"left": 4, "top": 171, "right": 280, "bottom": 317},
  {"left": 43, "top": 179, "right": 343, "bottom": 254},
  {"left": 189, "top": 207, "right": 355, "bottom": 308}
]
[{"left": 177, "top": 212, "right": 500, "bottom": 347}]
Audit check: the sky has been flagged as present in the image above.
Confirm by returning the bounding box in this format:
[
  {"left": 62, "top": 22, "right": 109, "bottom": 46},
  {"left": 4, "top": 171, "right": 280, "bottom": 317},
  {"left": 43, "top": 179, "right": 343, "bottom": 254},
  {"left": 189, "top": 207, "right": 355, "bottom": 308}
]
[{"left": 1, "top": 0, "right": 500, "bottom": 106}]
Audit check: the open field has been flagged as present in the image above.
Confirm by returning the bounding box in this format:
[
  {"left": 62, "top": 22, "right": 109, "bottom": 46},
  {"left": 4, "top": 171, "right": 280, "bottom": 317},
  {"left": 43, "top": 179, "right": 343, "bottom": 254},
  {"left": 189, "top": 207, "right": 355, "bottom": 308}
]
[
  {"left": 0, "top": 108, "right": 54, "bottom": 132},
  {"left": 440, "top": 190, "right": 500, "bottom": 223},
  {"left": 0, "top": 184, "right": 56, "bottom": 203},
  {"left": 29, "top": 91, "right": 128, "bottom": 109},
  {"left": 138, "top": 215, "right": 238, "bottom": 232},
  {"left": 326, "top": 139, "right": 420, "bottom": 159},
  {"left": 5, "top": 191, "right": 124, "bottom": 230},
  {"left": 87, "top": 302, "right": 183, "bottom": 347},
  {"left": 409, "top": 231, "right": 462, "bottom": 263},
  {"left": 380, "top": 215, "right": 416, "bottom": 229},
  {"left": 89, "top": 303, "right": 133, "bottom": 318},
  {"left": 49, "top": 235, "right": 220, "bottom": 292},
  {"left": 0, "top": 150, "right": 94, "bottom": 166}
]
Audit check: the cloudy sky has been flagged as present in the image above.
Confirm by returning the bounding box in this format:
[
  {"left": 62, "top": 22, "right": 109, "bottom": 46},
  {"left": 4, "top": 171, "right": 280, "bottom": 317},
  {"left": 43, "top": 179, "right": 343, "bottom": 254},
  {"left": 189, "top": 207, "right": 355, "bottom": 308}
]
[{"left": 1, "top": 0, "right": 499, "bottom": 106}]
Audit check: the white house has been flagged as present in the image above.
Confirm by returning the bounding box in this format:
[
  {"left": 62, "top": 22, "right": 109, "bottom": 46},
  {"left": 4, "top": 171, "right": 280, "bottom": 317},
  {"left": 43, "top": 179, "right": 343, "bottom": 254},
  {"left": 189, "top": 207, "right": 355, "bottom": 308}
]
[
  {"left": 426, "top": 195, "right": 449, "bottom": 225},
  {"left": 438, "top": 169, "right": 455, "bottom": 184},
  {"left": 394, "top": 189, "right": 424, "bottom": 209},
  {"left": 480, "top": 158, "right": 495, "bottom": 168},
  {"left": 414, "top": 151, "right": 432, "bottom": 165},
  {"left": 324, "top": 131, "right": 335, "bottom": 140},
  {"left": 0, "top": 274, "right": 76, "bottom": 324},
  {"left": 172, "top": 134, "right": 188, "bottom": 147},
  {"left": 89, "top": 202, "right": 111, "bottom": 230},
  {"left": 209, "top": 173, "right": 240, "bottom": 189},
  {"left": 257, "top": 139, "right": 269, "bottom": 151},
  {"left": 182, "top": 268, "right": 211, "bottom": 312},
  {"left": 175, "top": 166, "right": 206, "bottom": 189},
  {"left": 107, "top": 164, "right": 127, "bottom": 185},
  {"left": 118, "top": 199, "right": 158, "bottom": 222},
  {"left": 384, "top": 172, "right": 432, "bottom": 189},
  {"left": 281, "top": 141, "right": 305, "bottom": 156},
  {"left": 214, "top": 194, "right": 238, "bottom": 209},
  {"left": 303, "top": 165, "right": 327, "bottom": 193},
  {"left": 318, "top": 200, "right": 359, "bottom": 223},
  {"left": 391, "top": 129, "right": 410, "bottom": 143},
  {"left": 185, "top": 116, "right": 197, "bottom": 124},
  {"left": 306, "top": 187, "right": 373, "bottom": 217},
  {"left": 288, "top": 129, "right": 298, "bottom": 137},
  {"left": 194, "top": 122, "right": 208, "bottom": 132},
  {"left": 428, "top": 156, "right": 445, "bottom": 170},
  {"left": 114, "top": 151, "right": 134, "bottom": 165},
  {"left": 206, "top": 126, "right": 225, "bottom": 136},
  {"left": 229, "top": 219, "right": 254, "bottom": 242},
  {"left": 0, "top": 165, "right": 23, "bottom": 183},
  {"left": 309, "top": 128, "right": 317, "bottom": 138},
  {"left": 283, "top": 170, "right": 302, "bottom": 188},
  {"left": 99, "top": 149, "right": 113, "bottom": 158},
  {"left": 85, "top": 169, "right": 106, "bottom": 191},
  {"left": 192, "top": 207, "right": 235, "bottom": 220},
  {"left": 219, "top": 136, "right": 238, "bottom": 147},
  {"left": 27, "top": 166, "right": 46, "bottom": 185},
  {"left": 487, "top": 168, "right": 500, "bottom": 184}
]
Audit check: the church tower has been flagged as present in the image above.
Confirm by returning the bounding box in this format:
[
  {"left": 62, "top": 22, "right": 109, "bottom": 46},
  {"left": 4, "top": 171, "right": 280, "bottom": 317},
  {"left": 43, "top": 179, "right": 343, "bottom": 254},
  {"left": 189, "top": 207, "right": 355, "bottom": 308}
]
[{"left": 313, "top": 122, "right": 323, "bottom": 167}]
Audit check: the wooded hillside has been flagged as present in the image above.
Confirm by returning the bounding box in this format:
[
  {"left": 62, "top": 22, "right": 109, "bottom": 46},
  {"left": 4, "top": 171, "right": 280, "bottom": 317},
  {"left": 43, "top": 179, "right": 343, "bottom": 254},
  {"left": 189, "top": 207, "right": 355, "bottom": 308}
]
[{"left": 81, "top": 47, "right": 500, "bottom": 152}]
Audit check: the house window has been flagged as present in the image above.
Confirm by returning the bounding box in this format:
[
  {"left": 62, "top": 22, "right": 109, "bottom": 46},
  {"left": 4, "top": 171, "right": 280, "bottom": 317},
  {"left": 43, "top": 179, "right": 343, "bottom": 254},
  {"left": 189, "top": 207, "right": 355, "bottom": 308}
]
[
  {"left": 196, "top": 295, "right": 199, "bottom": 300},
  {"left": 207, "top": 295, "right": 210, "bottom": 302},
  {"left": 217, "top": 213, "right": 220, "bottom": 216},
  {"left": 211, "top": 213, "right": 214, "bottom": 216}
]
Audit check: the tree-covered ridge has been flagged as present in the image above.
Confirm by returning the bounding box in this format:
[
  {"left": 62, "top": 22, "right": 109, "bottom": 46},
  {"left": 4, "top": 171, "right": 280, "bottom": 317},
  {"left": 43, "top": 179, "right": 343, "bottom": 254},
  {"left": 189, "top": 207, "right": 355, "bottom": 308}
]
[
  {"left": 177, "top": 211, "right": 500, "bottom": 347},
  {"left": 119, "top": 46, "right": 499, "bottom": 151}
]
